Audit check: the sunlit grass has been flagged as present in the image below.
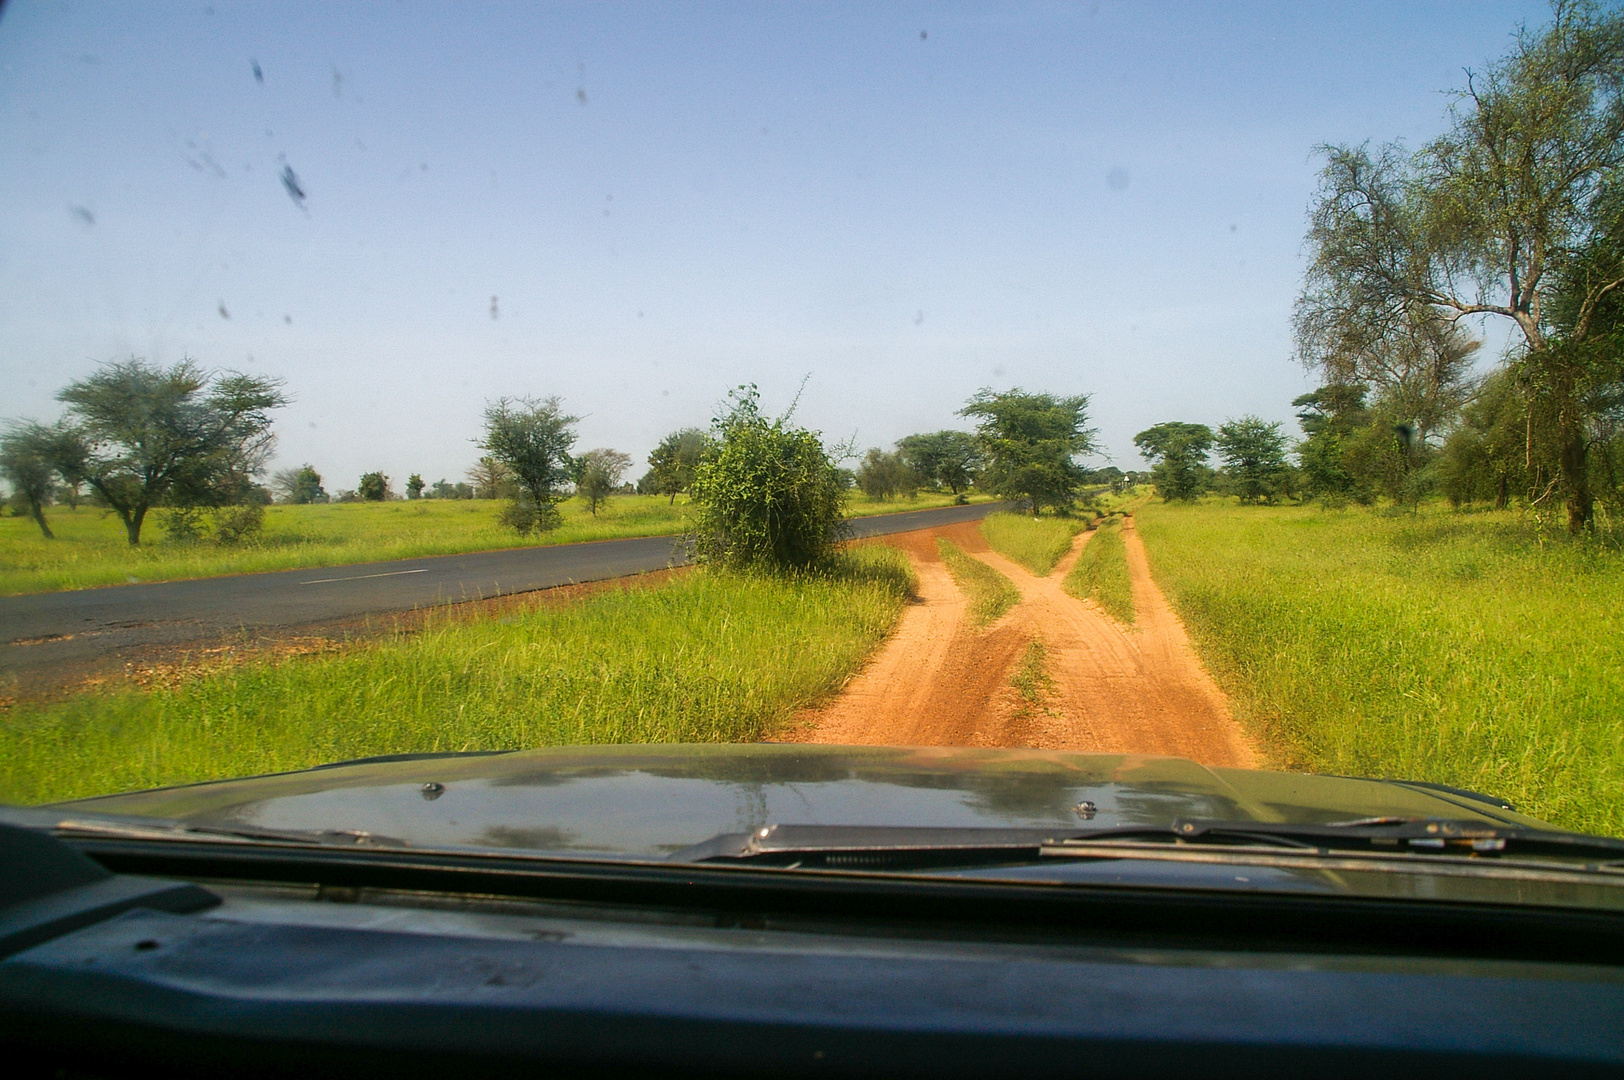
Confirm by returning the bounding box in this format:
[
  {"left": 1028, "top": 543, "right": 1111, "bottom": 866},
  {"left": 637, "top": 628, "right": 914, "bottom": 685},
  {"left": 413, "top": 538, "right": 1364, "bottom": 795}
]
[
  {"left": 0, "top": 546, "right": 914, "bottom": 805},
  {"left": 1063, "top": 521, "right": 1135, "bottom": 625},
  {"left": 1136, "top": 499, "right": 1624, "bottom": 836},
  {"left": 0, "top": 491, "right": 988, "bottom": 595},
  {"left": 936, "top": 538, "right": 1019, "bottom": 626},
  {"left": 979, "top": 512, "right": 1080, "bottom": 576}
]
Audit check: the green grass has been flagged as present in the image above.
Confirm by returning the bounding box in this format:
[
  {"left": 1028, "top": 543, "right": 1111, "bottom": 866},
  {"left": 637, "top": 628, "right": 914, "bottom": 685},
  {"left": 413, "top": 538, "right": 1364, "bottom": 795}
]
[
  {"left": 0, "top": 547, "right": 914, "bottom": 805},
  {"left": 1008, "top": 640, "right": 1057, "bottom": 718},
  {"left": 0, "top": 491, "right": 988, "bottom": 596},
  {"left": 1063, "top": 521, "right": 1135, "bottom": 625},
  {"left": 979, "top": 512, "right": 1081, "bottom": 576},
  {"left": 1135, "top": 499, "right": 1624, "bottom": 836},
  {"left": 936, "top": 539, "right": 1020, "bottom": 626}
]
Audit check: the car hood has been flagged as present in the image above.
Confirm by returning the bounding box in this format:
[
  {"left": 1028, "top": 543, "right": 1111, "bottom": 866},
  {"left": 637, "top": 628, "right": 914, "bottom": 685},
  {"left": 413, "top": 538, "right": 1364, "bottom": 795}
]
[{"left": 46, "top": 743, "right": 1555, "bottom": 857}]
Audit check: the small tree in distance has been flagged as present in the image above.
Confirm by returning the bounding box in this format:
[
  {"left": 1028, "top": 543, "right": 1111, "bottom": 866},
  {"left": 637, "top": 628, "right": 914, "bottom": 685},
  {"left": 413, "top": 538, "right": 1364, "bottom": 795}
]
[
  {"left": 406, "top": 473, "right": 425, "bottom": 499},
  {"left": 1133, "top": 422, "right": 1215, "bottom": 502},
  {"left": 466, "top": 456, "right": 512, "bottom": 499},
  {"left": 479, "top": 396, "right": 579, "bottom": 534},
  {"left": 897, "top": 430, "right": 981, "bottom": 501},
  {"left": 959, "top": 388, "right": 1097, "bottom": 515},
  {"left": 357, "top": 472, "right": 391, "bottom": 501},
  {"left": 689, "top": 385, "right": 846, "bottom": 570},
  {"left": 1215, "top": 416, "right": 1290, "bottom": 504},
  {"left": 855, "top": 448, "right": 916, "bottom": 500},
  {"left": 576, "top": 448, "right": 633, "bottom": 515},
  {"left": 271, "top": 464, "right": 328, "bottom": 504},
  {"left": 644, "top": 428, "right": 709, "bottom": 503},
  {"left": 0, "top": 427, "right": 58, "bottom": 538}
]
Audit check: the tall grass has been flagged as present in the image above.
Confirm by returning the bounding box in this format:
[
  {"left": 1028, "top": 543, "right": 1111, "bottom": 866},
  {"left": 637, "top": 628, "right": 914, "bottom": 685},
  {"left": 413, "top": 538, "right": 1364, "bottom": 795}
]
[
  {"left": 937, "top": 539, "right": 1020, "bottom": 625},
  {"left": 1063, "top": 522, "right": 1135, "bottom": 625},
  {"left": 1136, "top": 500, "right": 1624, "bottom": 836},
  {"left": 979, "top": 512, "right": 1080, "bottom": 576},
  {"left": 0, "top": 547, "right": 913, "bottom": 804},
  {"left": 0, "top": 492, "right": 985, "bottom": 596}
]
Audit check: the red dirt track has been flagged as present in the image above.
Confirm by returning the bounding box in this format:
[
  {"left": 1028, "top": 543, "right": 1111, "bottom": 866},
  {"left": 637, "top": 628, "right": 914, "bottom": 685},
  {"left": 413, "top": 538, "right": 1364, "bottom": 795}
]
[{"left": 787, "top": 518, "right": 1257, "bottom": 768}]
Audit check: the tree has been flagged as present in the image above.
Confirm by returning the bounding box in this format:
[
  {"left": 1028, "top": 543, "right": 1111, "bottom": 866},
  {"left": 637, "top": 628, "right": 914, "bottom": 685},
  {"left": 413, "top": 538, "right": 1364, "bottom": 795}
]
[
  {"left": 689, "top": 385, "right": 846, "bottom": 570},
  {"left": 855, "top": 448, "right": 917, "bottom": 500},
  {"left": 466, "top": 456, "right": 513, "bottom": 499},
  {"left": 0, "top": 427, "right": 58, "bottom": 538},
  {"left": 576, "top": 447, "right": 633, "bottom": 515},
  {"left": 25, "top": 358, "right": 285, "bottom": 545},
  {"left": 897, "top": 430, "right": 982, "bottom": 500},
  {"left": 357, "top": 472, "right": 391, "bottom": 501},
  {"left": 1295, "top": 1, "right": 1624, "bottom": 530},
  {"left": 958, "top": 388, "right": 1097, "bottom": 514},
  {"left": 1133, "top": 422, "right": 1215, "bottom": 502},
  {"left": 1215, "top": 417, "right": 1290, "bottom": 504},
  {"left": 1292, "top": 386, "right": 1371, "bottom": 502},
  {"left": 406, "top": 473, "right": 425, "bottom": 499},
  {"left": 271, "top": 464, "right": 327, "bottom": 504},
  {"left": 478, "top": 396, "right": 579, "bottom": 533},
  {"left": 644, "top": 428, "right": 709, "bottom": 504}
]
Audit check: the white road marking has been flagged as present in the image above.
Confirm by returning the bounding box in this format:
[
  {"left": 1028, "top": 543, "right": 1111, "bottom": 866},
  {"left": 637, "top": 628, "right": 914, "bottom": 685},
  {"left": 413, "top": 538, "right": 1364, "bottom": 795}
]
[{"left": 298, "top": 568, "right": 431, "bottom": 585}]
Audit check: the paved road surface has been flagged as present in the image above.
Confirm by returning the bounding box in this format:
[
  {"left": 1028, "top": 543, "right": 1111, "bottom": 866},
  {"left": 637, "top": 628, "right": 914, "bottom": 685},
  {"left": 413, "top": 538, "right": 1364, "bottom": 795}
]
[{"left": 1, "top": 502, "right": 1009, "bottom": 677}]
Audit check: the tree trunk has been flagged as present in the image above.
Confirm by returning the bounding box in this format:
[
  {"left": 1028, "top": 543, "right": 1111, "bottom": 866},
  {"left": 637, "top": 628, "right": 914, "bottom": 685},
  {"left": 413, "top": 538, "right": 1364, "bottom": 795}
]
[
  {"left": 29, "top": 500, "right": 54, "bottom": 539},
  {"left": 125, "top": 505, "right": 147, "bottom": 546},
  {"left": 1494, "top": 473, "right": 1509, "bottom": 511},
  {"left": 1560, "top": 422, "right": 1593, "bottom": 534}
]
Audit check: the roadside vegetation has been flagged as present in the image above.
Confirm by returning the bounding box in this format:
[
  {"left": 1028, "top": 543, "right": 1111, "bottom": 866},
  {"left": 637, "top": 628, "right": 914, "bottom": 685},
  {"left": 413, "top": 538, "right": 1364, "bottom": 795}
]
[
  {"left": 936, "top": 538, "right": 1019, "bottom": 626},
  {"left": 1136, "top": 500, "right": 1624, "bottom": 836},
  {"left": 0, "top": 547, "right": 913, "bottom": 804},
  {"left": 1063, "top": 519, "right": 1135, "bottom": 625},
  {"left": 979, "top": 512, "right": 1080, "bottom": 576},
  {"left": 1008, "top": 640, "right": 1058, "bottom": 721}
]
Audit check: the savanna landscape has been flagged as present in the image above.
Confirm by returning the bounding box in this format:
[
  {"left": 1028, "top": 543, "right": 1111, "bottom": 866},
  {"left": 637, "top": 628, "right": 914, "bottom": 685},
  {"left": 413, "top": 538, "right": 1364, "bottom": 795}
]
[{"left": 3, "top": 2, "right": 1623, "bottom": 845}]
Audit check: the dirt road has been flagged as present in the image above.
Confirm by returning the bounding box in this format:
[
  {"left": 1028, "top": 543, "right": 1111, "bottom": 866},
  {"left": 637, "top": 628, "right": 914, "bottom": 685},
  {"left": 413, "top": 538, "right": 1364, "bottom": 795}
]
[{"left": 789, "top": 518, "right": 1257, "bottom": 768}]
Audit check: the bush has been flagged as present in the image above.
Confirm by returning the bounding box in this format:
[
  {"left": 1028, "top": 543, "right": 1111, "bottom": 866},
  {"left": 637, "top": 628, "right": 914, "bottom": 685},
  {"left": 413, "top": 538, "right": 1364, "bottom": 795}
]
[
  {"left": 689, "top": 385, "right": 846, "bottom": 570},
  {"left": 213, "top": 504, "right": 265, "bottom": 545}
]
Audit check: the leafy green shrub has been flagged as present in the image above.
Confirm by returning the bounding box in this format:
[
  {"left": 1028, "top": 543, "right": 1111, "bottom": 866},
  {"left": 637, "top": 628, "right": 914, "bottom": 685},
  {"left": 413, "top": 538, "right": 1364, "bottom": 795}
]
[{"left": 689, "top": 385, "right": 846, "bottom": 570}]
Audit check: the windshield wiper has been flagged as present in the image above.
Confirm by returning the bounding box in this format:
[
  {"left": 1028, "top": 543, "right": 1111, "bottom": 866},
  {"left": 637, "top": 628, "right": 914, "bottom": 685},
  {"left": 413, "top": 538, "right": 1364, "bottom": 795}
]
[
  {"left": 669, "top": 821, "right": 1624, "bottom": 871},
  {"left": 47, "top": 817, "right": 410, "bottom": 849}
]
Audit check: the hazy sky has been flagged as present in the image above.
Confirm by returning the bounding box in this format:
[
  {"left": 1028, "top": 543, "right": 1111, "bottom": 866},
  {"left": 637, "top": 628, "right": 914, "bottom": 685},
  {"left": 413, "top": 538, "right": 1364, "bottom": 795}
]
[{"left": 1, "top": 1, "right": 1549, "bottom": 487}]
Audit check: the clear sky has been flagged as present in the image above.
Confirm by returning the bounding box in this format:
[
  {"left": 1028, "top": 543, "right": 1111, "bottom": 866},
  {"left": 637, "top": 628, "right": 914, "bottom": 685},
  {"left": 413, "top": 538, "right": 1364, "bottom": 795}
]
[{"left": 1, "top": 0, "right": 1550, "bottom": 487}]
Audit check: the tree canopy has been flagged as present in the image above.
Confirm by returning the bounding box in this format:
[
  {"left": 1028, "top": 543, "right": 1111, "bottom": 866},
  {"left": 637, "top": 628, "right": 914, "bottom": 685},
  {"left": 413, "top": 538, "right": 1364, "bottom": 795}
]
[
  {"left": 1133, "top": 422, "right": 1215, "bottom": 502},
  {"left": 479, "top": 396, "right": 579, "bottom": 532},
  {"left": 1214, "top": 417, "right": 1291, "bottom": 504},
  {"left": 0, "top": 427, "right": 58, "bottom": 538},
  {"left": 958, "top": 388, "right": 1097, "bottom": 514},
  {"left": 897, "top": 430, "right": 981, "bottom": 498},
  {"left": 25, "top": 358, "right": 286, "bottom": 545},
  {"left": 643, "top": 427, "right": 709, "bottom": 503},
  {"left": 576, "top": 447, "right": 633, "bottom": 515},
  {"left": 1295, "top": 0, "right": 1624, "bottom": 529}
]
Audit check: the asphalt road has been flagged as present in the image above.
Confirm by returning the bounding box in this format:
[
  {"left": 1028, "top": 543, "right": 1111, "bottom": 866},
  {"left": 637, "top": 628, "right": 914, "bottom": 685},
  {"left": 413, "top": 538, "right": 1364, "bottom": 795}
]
[{"left": 1, "top": 501, "right": 1008, "bottom": 677}]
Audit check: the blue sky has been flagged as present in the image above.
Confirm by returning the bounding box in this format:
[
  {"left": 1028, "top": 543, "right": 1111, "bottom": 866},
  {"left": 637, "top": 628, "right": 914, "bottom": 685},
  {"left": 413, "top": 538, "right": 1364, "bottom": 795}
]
[{"left": 1, "top": 1, "right": 1549, "bottom": 487}]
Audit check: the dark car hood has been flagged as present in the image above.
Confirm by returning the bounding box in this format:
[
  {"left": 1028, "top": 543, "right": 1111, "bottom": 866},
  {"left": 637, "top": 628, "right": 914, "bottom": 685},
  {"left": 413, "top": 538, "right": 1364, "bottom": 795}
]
[{"left": 46, "top": 744, "right": 1554, "bottom": 857}]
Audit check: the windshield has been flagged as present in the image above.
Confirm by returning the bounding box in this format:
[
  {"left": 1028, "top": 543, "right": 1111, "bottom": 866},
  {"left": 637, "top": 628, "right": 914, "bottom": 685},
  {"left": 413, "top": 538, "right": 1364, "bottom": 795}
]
[{"left": 2, "top": 0, "right": 1620, "bottom": 903}]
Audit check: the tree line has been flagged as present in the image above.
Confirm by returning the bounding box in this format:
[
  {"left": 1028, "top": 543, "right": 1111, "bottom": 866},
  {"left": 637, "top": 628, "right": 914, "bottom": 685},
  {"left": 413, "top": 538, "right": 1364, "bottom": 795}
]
[{"left": 2, "top": 357, "right": 1110, "bottom": 557}]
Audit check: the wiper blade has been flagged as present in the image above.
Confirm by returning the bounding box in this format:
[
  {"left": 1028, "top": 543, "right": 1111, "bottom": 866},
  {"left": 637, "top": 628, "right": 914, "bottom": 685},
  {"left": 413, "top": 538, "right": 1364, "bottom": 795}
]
[
  {"left": 669, "top": 820, "right": 1624, "bottom": 871},
  {"left": 49, "top": 817, "right": 410, "bottom": 849}
]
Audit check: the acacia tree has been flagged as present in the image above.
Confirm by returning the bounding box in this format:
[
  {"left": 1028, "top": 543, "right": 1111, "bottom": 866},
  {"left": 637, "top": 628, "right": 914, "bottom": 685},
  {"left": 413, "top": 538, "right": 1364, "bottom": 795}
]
[
  {"left": 465, "top": 456, "right": 513, "bottom": 499},
  {"left": 1295, "top": 0, "right": 1624, "bottom": 530},
  {"left": 1132, "top": 422, "right": 1214, "bottom": 502},
  {"left": 271, "top": 464, "right": 328, "bottom": 504},
  {"left": 644, "top": 428, "right": 708, "bottom": 503},
  {"left": 1215, "top": 417, "right": 1291, "bottom": 504},
  {"left": 897, "top": 430, "right": 982, "bottom": 499},
  {"left": 479, "top": 396, "right": 579, "bottom": 533},
  {"left": 855, "top": 448, "right": 917, "bottom": 501},
  {"left": 25, "top": 358, "right": 285, "bottom": 545},
  {"left": 959, "top": 388, "right": 1097, "bottom": 514},
  {"left": 576, "top": 447, "right": 633, "bottom": 515},
  {"left": 0, "top": 428, "right": 58, "bottom": 538}
]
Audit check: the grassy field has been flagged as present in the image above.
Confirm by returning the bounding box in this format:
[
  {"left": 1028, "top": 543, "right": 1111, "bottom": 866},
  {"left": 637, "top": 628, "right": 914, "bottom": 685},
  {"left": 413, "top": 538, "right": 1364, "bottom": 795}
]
[
  {"left": 1136, "top": 499, "right": 1624, "bottom": 835},
  {"left": 937, "top": 538, "right": 1020, "bottom": 625},
  {"left": 1063, "top": 520, "right": 1135, "bottom": 625},
  {"left": 0, "top": 547, "right": 913, "bottom": 804},
  {"left": 979, "top": 512, "right": 1081, "bottom": 576},
  {"left": 0, "top": 490, "right": 989, "bottom": 596}
]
